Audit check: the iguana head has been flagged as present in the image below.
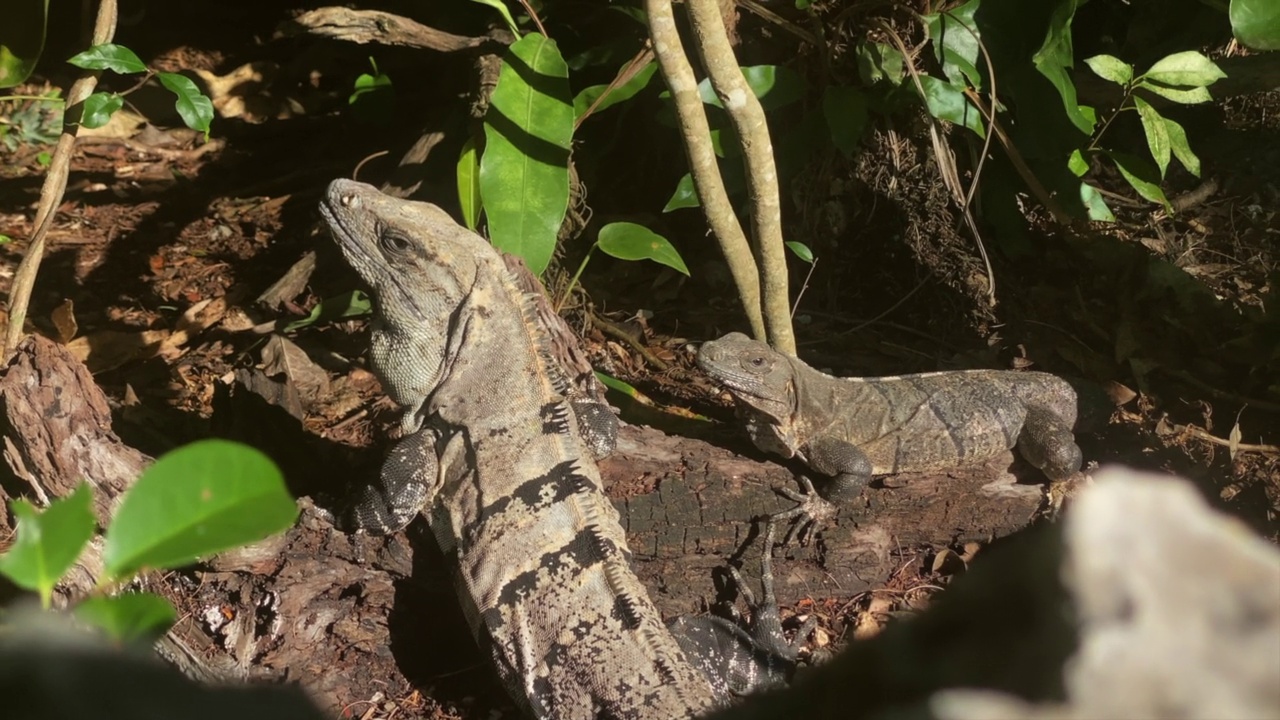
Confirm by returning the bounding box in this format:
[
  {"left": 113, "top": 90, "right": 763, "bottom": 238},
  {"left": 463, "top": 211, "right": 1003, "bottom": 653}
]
[
  {"left": 696, "top": 332, "right": 797, "bottom": 425},
  {"left": 320, "top": 179, "right": 493, "bottom": 430}
]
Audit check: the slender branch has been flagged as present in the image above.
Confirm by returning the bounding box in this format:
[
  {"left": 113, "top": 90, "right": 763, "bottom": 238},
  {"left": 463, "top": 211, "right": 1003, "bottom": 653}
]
[
  {"left": 684, "top": 0, "right": 795, "bottom": 355},
  {"left": 644, "top": 0, "right": 766, "bottom": 341},
  {"left": 4, "top": 0, "right": 119, "bottom": 358}
]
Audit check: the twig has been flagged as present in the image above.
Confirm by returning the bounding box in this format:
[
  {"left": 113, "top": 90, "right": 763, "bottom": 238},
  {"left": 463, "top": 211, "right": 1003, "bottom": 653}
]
[
  {"left": 4, "top": 0, "right": 119, "bottom": 358},
  {"left": 587, "top": 310, "right": 670, "bottom": 372},
  {"left": 1174, "top": 424, "right": 1278, "bottom": 456}
]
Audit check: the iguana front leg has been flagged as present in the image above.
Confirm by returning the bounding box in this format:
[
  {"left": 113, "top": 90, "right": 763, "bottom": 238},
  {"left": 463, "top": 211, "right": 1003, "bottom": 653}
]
[
  {"left": 1017, "top": 404, "right": 1084, "bottom": 480},
  {"left": 332, "top": 429, "right": 440, "bottom": 534},
  {"left": 773, "top": 435, "right": 873, "bottom": 541}
]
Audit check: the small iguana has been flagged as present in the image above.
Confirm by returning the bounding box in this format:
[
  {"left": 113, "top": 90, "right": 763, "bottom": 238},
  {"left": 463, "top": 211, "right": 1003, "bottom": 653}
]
[
  {"left": 697, "top": 332, "right": 1083, "bottom": 525},
  {"left": 319, "top": 181, "right": 796, "bottom": 719}
]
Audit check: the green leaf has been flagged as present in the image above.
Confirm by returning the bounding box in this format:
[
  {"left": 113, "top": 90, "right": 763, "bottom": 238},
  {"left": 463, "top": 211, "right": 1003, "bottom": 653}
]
[
  {"left": 1132, "top": 96, "right": 1170, "bottom": 178},
  {"left": 75, "top": 593, "right": 177, "bottom": 644},
  {"left": 1080, "top": 183, "right": 1114, "bottom": 221},
  {"left": 155, "top": 72, "right": 213, "bottom": 137},
  {"left": 664, "top": 173, "right": 699, "bottom": 211},
  {"left": 785, "top": 241, "right": 815, "bottom": 263},
  {"left": 597, "top": 222, "right": 689, "bottom": 275},
  {"left": 479, "top": 34, "right": 573, "bottom": 275},
  {"left": 855, "top": 41, "right": 905, "bottom": 86},
  {"left": 0, "top": 484, "right": 95, "bottom": 607},
  {"left": 1068, "top": 148, "right": 1089, "bottom": 177},
  {"left": 1107, "top": 151, "right": 1171, "bottom": 212},
  {"left": 1135, "top": 81, "right": 1213, "bottom": 105},
  {"left": 67, "top": 43, "right": 146, "bottom": 74},
  {"left": 697, "top": 65, "right": 804, "bottom": 112},
  {"left": 457, "top": 135, "right": 482, "bottom": 231},
  {"left": 348, "top": 59, "right": 394, "bottom": 124},
  {"left": 0, "top": 0, "right": 48, "bottom": 88},
  {"left": 102, "top": 440, "right": 296, "bottom": 580},
  {"left": 1163, "top": 115, "right": 1200, "bottom": 177},
  {"left": 1031, "top": 0, "right": 1096, "bottom": 135},
  {"left": 595, "top": 371, "right": 639, "bottom": 397},
  {"left": 80, "top": 92, "right": 123, "bottom": 129},
  {"left": 469, "top": 0, "right": 520, "bottom": 36},
  {"left": 573, "top": 62, "right": 657, "bottom": 120},
  {"left": 1084, "top": 54, "right": 1133, "bottom": 86},
  {"left": 282, "top": 290, "right": 371, "bottom": 332},
  {"left": 1231, "top": 0, "right": 1280, "bottom": 50},
  {"left": 822, "top": 85, "right": 868, "bottom": 158},
  {"left": 923, "top": 0, "right": 982, "bottom": 89},
  {"left": 917, "top": 75, "right": 985, "bottom": 138},
  {"left": 1141, "top": 51, "right": 1226, "bottom": 88}
]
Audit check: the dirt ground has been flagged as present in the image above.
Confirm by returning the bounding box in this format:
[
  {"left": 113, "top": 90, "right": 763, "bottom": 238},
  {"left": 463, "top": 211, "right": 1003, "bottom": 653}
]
[{"left": 1, "top": 3, "right": 1277, "bottom": 719}]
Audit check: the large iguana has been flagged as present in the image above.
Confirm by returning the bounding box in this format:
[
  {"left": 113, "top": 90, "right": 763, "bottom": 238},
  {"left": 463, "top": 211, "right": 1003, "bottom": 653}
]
[
  {"left": 696, "top": 332, "right": 1083, "bottom": 525},
  {"left": 319, "top": 181, "right": 795, "bottom": 719}
]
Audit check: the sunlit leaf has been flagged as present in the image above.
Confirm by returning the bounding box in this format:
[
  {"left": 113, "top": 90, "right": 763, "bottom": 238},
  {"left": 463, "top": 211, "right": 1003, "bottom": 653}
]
[
  {"left": 479, "top": 34, "right": 573, "bottom": 275},
  {"left": 76, "top": 593, "right": 177, "bottom": 644},
  {"left": 457, "top": 135, "right": 482, "bottom": 231},
  {"left": 1163, "top": 116, "right": 1200, "bottom": 177},
  {"left": 1031, "top": 0, "right": 1096, "bottom": 135},
  {"left": 597, "top": 222, "right": 689, "bottom": 275},
  {"left": 785, "top": 241, "right": 815, "bottom": 263},
  {"left": 697, "top": 65, "right": 803, "bottom": 112},
  {"left": 79, "top": 92, "right": 122, "bottom": 129},
  {"left": 1133, "top": 96, "right": 1170, "bottom": 178},
  {"left": 1230, "top": 0, "right": 1280, "bottom": 50},
  {"left": 1141, "top": 51, "right": 1226, "bottom": 88},
  {"left": 574, "top": 61, "right": 657, "bottom": 120},
  {"left": 0, "top": 485, "right": 95, "bottom": 607},
  {"left": 0, "top": 0, "right": 48, "bottom": 88},
  {"left": 1084, "top": 54, "right": 1132, "bottom": 85},
  {"left": 923, "top": 0, "right": 982, "bottom": 88},
  {"left": 1107, "top": 150, "right": 1171, "bottom": 212},
  {"left": 156, "top": 72, "right": 213, "bottom": 137},
  {"left": 917, "top": 75, "right": 985, "bottom": 138},
  {"left": 67, "top": 43, "right": 146, "bottom": 74},
  {"left": 664, "top": 173, "right": 699, "bottom": 211},
  {"left": 103, "top": 440, "right": 295, "bottom": 580}
]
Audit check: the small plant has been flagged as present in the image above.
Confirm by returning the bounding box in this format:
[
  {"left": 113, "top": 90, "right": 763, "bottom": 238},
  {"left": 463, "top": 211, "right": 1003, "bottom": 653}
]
[
  {"left": 66, "top": 43, "right": 213, "bottom": 138},
  {"left": 0, "top": 439, "right": 297, "bottom": 643},
  {"left": 557, "top": 221, "right": 689, "bottom": 309},
  {"left": 0, "top": 88, "right": 61, "bottom": 152}
]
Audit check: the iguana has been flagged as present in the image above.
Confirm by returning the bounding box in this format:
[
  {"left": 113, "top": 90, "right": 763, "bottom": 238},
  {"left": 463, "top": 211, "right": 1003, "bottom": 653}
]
[
  {"left": 319, "top": 181, "right": 795, "bottom": 719},
  {"left": 696, "top": 332, "right": 1083, "bottom": 526}
]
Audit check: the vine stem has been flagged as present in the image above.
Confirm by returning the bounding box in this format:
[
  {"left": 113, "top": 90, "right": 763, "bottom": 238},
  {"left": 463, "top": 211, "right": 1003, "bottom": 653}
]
[{"left": 4, "top": 0, "right": 120, "bottom": 358}]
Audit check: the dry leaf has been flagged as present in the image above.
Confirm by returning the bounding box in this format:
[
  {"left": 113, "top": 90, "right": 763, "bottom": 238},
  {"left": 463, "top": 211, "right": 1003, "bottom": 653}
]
[
  {"left": 50, "top": 299, "right": 77, "bottom": 343},
  {"left": 261, "top": 334, "right": 330, "bottom": 408},
  {"left": 65, "top": 329, "right": 169, "bottom": 373}
]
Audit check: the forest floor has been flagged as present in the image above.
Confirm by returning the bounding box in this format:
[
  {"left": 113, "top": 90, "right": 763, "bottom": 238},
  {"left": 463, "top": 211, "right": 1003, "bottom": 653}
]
[{"left": 1, "top": 3, "right": 1277, "bottom": 719}]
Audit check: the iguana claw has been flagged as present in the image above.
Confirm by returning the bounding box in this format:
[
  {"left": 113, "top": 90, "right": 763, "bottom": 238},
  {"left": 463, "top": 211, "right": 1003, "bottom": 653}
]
[{"left": 771, "top": 476, "right": 838, "bottom": 545}]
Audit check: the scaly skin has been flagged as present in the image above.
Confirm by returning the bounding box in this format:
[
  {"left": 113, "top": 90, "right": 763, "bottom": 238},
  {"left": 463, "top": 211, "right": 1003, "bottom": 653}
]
[
  {"left": 320, "top": 182, "right": 790, "bottom": 719},
  {"left": 697, "top": 333, "right": 1082, "bottom": 522}
]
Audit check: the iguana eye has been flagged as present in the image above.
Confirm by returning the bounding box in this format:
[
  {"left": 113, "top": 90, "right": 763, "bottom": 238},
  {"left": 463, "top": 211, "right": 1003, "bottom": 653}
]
[
  {"left": 750, "top": 356, "right": 765, "bottom": 367},
  {"left": 380, "top": 233, "right": 411, "bottom": 253}
]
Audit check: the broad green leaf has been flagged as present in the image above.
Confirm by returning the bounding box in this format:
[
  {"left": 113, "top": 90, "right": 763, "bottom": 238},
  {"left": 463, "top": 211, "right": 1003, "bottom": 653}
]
[
  {"left": 574, "top": 62, "right": 657, "bottom": 120},
  {"left": 822, "top": 85, "right": 868, "bottom": 158},
  {"left": 664, "top": 173, "right": 699, "bottom": 211},
  {"left": 923, "top": 0, "right": 982, "bottom": 89},
  {"left": 0, "top": 484, "right": 95, "bottom": 607},
  {"left": 0, "top": 0, "right": 48, "bottom": 88},
  {"left": 1084, "top": 54, "right": 1132, "bottom": 86},
  {"left": 1231, "top": 0, "right": 1280, "bottom": 50},
  {"left": 457, "top": 136, "right": 482, "bottom": 231},
  {"left": 1136, "top": 81, "right": 1213, "bottom": 105},
  {"left": 1107, "top": 151, "right": 1171, "bottom": 212},
  {"left": 597, "top": 222, "right": 689, "bottom": 275},
  {"left": 1080, "top": 183, "right": 1114, "bottom": 221},
  {"left": 855, "top": 41, "right": 905, "bottom": 86},
  {"left": 1163, "top": 116, "right": 1200, "bottom": 177},
  {"left": 1068, "top": 148, "right": 1089, "bottom": 177},
  {"left": 1141, "top": 51, "right": 1226, "bottom": 88},
  {"left": 697, "top": 65, "right": 803, "bottom": 112},
  {"left": 75, "top": 592, "right": 177, "bottom": 644},
  {"left": 1132, "top": 96, "right": 1170, "bottom": 178},
  {"left": 156, "top": 72, "right": 213, "bottom": 137},
  {"left": 1031, "top": 0, "right": 1096, "bottom": 135},
  {"left": 785, "top": 241, "right": 815, "bottom": 263},
  {"left": 479, "top": 34, "right": 573, "bottom": 275},
  {"left": 102, "top": 440, "right": 295, "bottom": 580},
  {"left": 80, "top": 92, "right": 123, "bottom": 129},
  {"left": 67, "top": 43, "right": 146, "bottom": 74},
  {"left": 917, "top": 75, "right": 985, "bottom": 138},
  {"left": 469, "top": 0, "right": 519, "bottom": 36},
  {"left": 282, "top": 289, "right": 371, "bottom": 332},
  {"left": 348, "top": 59, "right": 394, "bottom": 124}
]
